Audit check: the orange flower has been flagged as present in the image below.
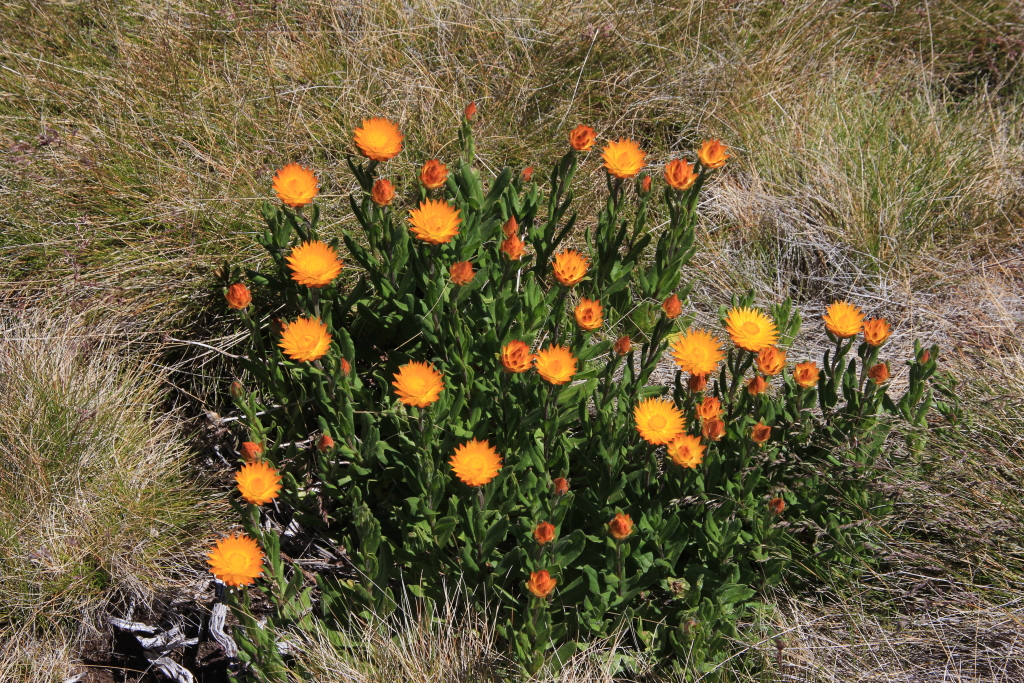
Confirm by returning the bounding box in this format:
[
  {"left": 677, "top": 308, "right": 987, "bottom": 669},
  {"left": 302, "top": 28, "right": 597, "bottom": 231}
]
[
  {"left": 279, "top": 317, "right": 332, "bottom": 362},
  {"left": 287, "top": 241, "right": 343, "bottom": 288},
  {"left": 662, "top": 293, "right": 683, "bottom": 319},
  {"left": 574, "top": 298, "right": 603, "bottom": 331},
  {"left": 207, "top": 533, "right": 264, "bottom": 587},
  {"left": 751, "top": 422, "right": 771, "bottom": 444},
  {"left": 614, "top": 335, "right": 632, "bottom": 355},
  {"left": 340, "top": 358, "right": 351, "bottom": 376},
  {"left": 688, "top": 374, "right": 708, "bottom": 393},
  {"left": 450, "top": 260, "right": 475, "bottom": 285},
  {"left": 533, "top": 522, "right": 556, "bottom": 545},
  {"left": 392, "top": 361, "right": 445, "bottom": 408},
  {"left": 793, "top": 362, "right": 820, "bottom": 388},
  {"left": 502, "top": 216, "right": 519, "bottom": 238},
  {"left": 240, "top": 441, "right": 263, "bottom": 463},
  {"left": 420, "top": 159, "right": 448, "bottom": 189},
  {"left": 408, "top": 199, "right": 461, "bottom": 244},
  {"left": 641, "top": 175, "right": 652, "bottom": 193},
  {"left": 602, "top": 138, "right": 646, "bottom": 178},
  {"left": 225, "top": 283, "right": 251, "bottom": 310},
  {"left": 702, "top": 417, "right": 726, "bottom": 441},
  {"left": 273, "top": 163, "right": 319, "bottom": 208},
  {"left": 697, "top": 139, "right": 730, "bottom": 169},
  {"left": 868, "top": 362, "right": 890, "bottom": 384},
  {"left": 665, "top": 158, "right": 698, "bottom": 191},
  {"left": 464, "top": 101, "right": 477, "bottom": 121},
  {"left": 317, "top": 434, "right": 335, "bottom": 452},
  {"left": 552, "top": 249, "right": 589, "bottom": 286},
  {"left": 757, "top": 347, "right": 787, "bottom": 376},
  {"left": 353, "top": 117, "right": 403, "bottom": 161},
  {"left": 634, "top": 398, "right": 685, "bottom": 445},
  {"left": 864, "top": 318, "right": 892, "bottom": 346},
  {"left": 501, "top": 233, "right": 526, "bottom": 260},
  {"left": 527, "top": 570, "right": 557, "bottom": 598},
  {"left": 768, "top": 497, "right": 786, "bottom": 515},
  {"left": 569, "top": 124, "right": 597, "bottom": 151},
  {"left": 500, "top": 340, "right": 535, "bottom": 373},
  {"left": 670, "top": 329, "right": 723, "bottom": 376},
  {"left": 553, "top": 477, "right": 570, "bottom": 495},
  {"left": 522, "top": 166, "right": 534, "bottom": 182},
  {"left": 534, "top": 345, "right": 577, "bottom": 385},
  {"left": 823, "top": 301, "right": 865, "bottom": 339},
  {"left": 697, "top": 396, "right": 722, "bottom": 422},
  {"left": 449, "top": 438, "right": 502, "bottom": 487},
  {"left": 725, "top": 307, "right": 779, "bottom": 353},
  {"left": 608, "top": 513, "right": 634, "bottom": 540},
  {"left": 667, "top": 434, "right": 705, "bottom": 468},
  {"left": 235, "top": 461, "right": 283, "bottom": 506},
  {"left": 371, "top": 178, "right": 396, "bottom": 206},
  {"left": 747, "top": 375, "right": 768, "bottom": 396}
]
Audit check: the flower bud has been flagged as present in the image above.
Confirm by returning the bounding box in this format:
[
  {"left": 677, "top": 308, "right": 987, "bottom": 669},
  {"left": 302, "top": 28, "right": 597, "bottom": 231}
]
[
  {"left": 501, "top": 233, "right": 526, "bottom": 261},
  {"left": 553, "top": 477, "right": 570, "bottom": 495},
  {"left": 665, "top": 158, "right": 698, "bottom": 191},
  {"left": 464, "top": 101, "right": 477, "bottom": 121},
  {"left": 747, "top": 375, "right": 768, "bottom": 396},
  {"left": 527, "top": 569, "right": 557, "bottom": 598},
  {"left": 521, "top": 166, "right": 534, "bottom": 182},
  {"left": 793, "top": 362, "right": 819, "bottom": 388},
  {"left": 757, "top": 346, "right": 786, "bottom": 376},
  {"left": 450, "top": 260, "right": 475, "bottom": 285},
  {"left": 420, "top": 159, "right": 448, "bottom": 190},
  {"left": 240, "top": 441, "right": 264, "bottom": 463},
  {"left": 768, "top": 497, "right": 786, "bottom": 515},
  {"left": 751, "top": 422, "right": 771, "bottom": 444},
  {"left": 533, "top": 522, "right": 556, "bottom": 545},
  {"left": 919, "top": 350, "right": 930, "bottom": 364},
  {"left": 317, "top": 434, "right": 335, "bottom": 452},
  {"left": 614, "top": 335, "right": 632, "bottom": 356},
  {"left": 868, "top": 362, "right": 890, "bottom": 384},
  {"left": 688, "top": 374, "right": 708, "bottom": 393},
  {"left": 863, "top": 318, "right": 891, "bottom": 346},
  {"left": 662, "top": 293, "right": 682, "bottom": 320},
  {"left": 697, "top": 396, "right": 722, "bottom": 421},
  {"left": 340, "top": 358, "right": 351, "bottom": 376},
  {"left": 502, "top": 216, "right": 519, "bottom": 238},
  {"left": 698, "top": 139, "right": 730, "bottom": 169},
  {"left": 608, "top": 513, "right": 634, "bottom": 539},
  {"left": 702, "top": 417, "right": 725, "bottom": 442},
  {"left": 228, "top": 380, "right": 245, "bottom": 399},
  {"left": 569, "top": 124, "right": 596, "bottom": 151},
  {"left": 641, "top": 175, "right": 652, "bottom": 193},
  {"left": 371, "top": 178, "right": 395, "bottom": 206},
  {"left": 225, "top": 283, "right": 252, "bottom": 310},
  {"left": 501, "top": 340, "right": 534, "bottom": 373}
]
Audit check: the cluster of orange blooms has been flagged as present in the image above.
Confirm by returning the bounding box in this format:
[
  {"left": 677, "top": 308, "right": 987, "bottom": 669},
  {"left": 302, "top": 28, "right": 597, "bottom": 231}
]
[{"left": 209, "top": 111, "right": 894, "bottom": 597}]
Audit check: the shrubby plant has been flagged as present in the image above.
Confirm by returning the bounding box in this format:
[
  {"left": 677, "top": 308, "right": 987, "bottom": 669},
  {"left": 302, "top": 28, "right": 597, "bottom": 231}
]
[{"left": 209, "top": 106, "right": 949, "bottom": 679}]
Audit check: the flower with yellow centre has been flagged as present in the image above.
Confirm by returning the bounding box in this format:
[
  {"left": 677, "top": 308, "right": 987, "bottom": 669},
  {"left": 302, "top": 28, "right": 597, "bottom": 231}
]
[
  {"left": 372, "top": 178, "right": 395, "bottom": 206},
  {"left": 757, "top": 346, "right": 786, "bottom": 376},
  {"left": 793, "top": 362, "right": 820, "bottom": 388},
  {"left": 207, "top": 533, "right": 264, "bottom": 587},
  {"left": 420, "top": 159, "right": 448, "bottom": 189},
  {"left": 527, "top": 570, "right": 557, "bottom": 598},
  {"left": 670, "top": 329, "right": 724, "bottom": 376},
  {"left": 725, "top": 307, "right": 779, "bottom": 352},
  {"left": 634, "top": 398, "right": 685, "bottom": 445},
  {"left": 863, "top": 318, "right": 891, "bottom": 346},
  {"left": 501, "top": 233, "right": 526, "bottom": 260},
  {"left": 235, "top": 461, "right": 283, "bottom": 506},
  {"left": 552, "top": 249, "right": 589, "bottom": 287},
  {"left": 702, "top": 417, "right": 726, "bottom": 441},
  {"left": 533, "top": 522, "right": 556, "bottom": 545},
  {"left": 408, "top": 199, "right": 461, "bottom": 244},
  {"left": 272, "top": 163, "right": 319, "bottom": 208},
  {"left": 697, "top": 139, "right": 730, "bottom": 169},
  {"left": 697, "top": 396, "right": 723, "bottom": 422},
  {"left": 353, "top": 117, "right": 403, "bottom": 161},
  {"left": 751, "top": 422, "right": 771, "bottom": 444},
  {"left": 392, "top": 361, "right": 444, "bottom": 408},
  {"left": 450, "top": 261, "right": 474, "bottom": 286},
  {"left": 449, "top": 438, "right": 502, "bottom": 487},
  {"left": 747, "top": 375, "right": 768, "bottom": 395},
  {"left": 569, "top": 124, "right": 596, "bottom": 151},
  {"left": 663, "top": 293, "right": 683, "bottom": 319},
  {"left": 287, "top": 241, "right": 343, "bottom": 288},
  {"left": 602, "top": 138, "right": 646, "bottom": 178},
  {"left": 665, "top": 158, "right": 699, "bottom": 191},
  {"left": 225, "top": 283, "right": 251, "bottom": 310},
  {"left": 534, "top": 345, "right": 577, "bottom": 385},
  {"left": 608, "top": 513, "right": 634, "bottom": 539},
  {"left": 574, "top": 298, "right": 603, "bottom": 331},
  {"left": 667, "top": 434, "right": 705, "bottom": 469},
  {"left": 279, "top": 317, "right": 332, "bottom": 362},
  {"left": 501, "top": 340, "right": 534, "bottom": 373},
  {"left": 823, "top": 301, "right": 865, "bottom": 338}
]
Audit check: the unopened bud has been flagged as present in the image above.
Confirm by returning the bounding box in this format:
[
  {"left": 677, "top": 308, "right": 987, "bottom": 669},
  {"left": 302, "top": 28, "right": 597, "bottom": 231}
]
[
  {"left": 240, "top": 441, "right": 264, "bottom": 463},
  {"left": 340, "top": 358, "right": 351, "bottom": 376},
  {"left": 768, "top": 497, "right": 786, "bottom": 515},
  {"left": 317, "top": 434, "right": 335, "bottom": 452},
  {"left": 662, "top": 293, "right": 682, "bottom": 320},
  {"left": 553, "top": 477, "right": 569, "bottom": 495},
  {"left": 688, "top": 374, "right": 707, "bottom": 393},
  {"left": 641, "top": 175, "right": 652, "bottom": 193},
  {"left": 228, "top": 381, "right": 244, "bottom": 399},
  {"left": 522, "top": 166, "right": 534, "bottom": 182},
  {"left": 464, "top": 101, "right": 477, "bottom": 121},
  {"left": 614, "top": 335, "right": 631, "bottom": 355}
]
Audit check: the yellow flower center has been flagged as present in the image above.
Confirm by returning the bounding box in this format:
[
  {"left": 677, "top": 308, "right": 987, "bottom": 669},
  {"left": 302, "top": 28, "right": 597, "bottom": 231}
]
[
  {"left": 742, "top": 322, "right": 760, "bottom": 335},
  {"left": 250, "top": 476, "right": 266, "bottom": 491},
  {"left": 227, "top": 552, "right": 248, "bottom": 569},
  {"left": 548, "top": 360, "right": 562, "bottom": 374},
  {"left": 649, "top": 415, "right": 666, "bottom": 430}
]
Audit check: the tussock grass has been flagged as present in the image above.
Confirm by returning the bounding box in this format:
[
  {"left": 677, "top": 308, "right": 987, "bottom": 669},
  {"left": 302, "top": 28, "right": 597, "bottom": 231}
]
[{"left": 0, "top": 309, "right": 221, "bottom": 674}]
